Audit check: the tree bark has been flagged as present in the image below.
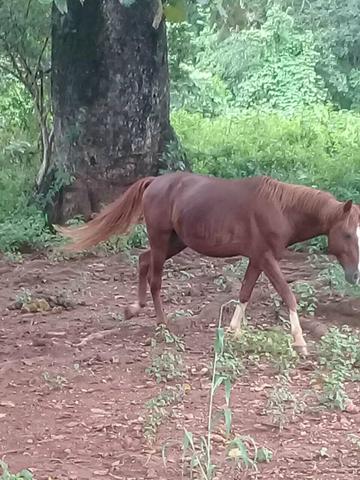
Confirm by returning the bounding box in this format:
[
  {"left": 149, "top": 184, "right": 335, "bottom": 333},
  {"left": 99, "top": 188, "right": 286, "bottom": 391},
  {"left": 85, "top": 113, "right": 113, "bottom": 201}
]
[{"left": 39, "top": 0, "right": 184, "bottom": 224}]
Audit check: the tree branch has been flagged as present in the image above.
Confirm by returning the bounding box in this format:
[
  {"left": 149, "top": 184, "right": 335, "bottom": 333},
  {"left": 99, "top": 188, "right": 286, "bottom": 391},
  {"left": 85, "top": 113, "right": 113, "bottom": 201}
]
[
  {"left": 152, "top": 0, "right": 163, "bottom": 29},
  {"left": 25, "top": 0, "right": 33, "bottom": 19}
]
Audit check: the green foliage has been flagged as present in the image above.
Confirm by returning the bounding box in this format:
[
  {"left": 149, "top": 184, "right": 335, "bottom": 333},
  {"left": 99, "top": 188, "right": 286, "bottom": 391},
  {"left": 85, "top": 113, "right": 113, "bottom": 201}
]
[
  {"left": 0, "top": 208, "right": 55, "bottom": 253},
  {"left": 226, "top": 327, "right": 297, "bottom": 372},
  {"left": 144, "top": 385, "right": 184, "bottom": 443},
  {"left": 0, "top": 462, "right": 32, "bottom": 480},
  {"left": 0, "top": 111, "right": 56, "bottom": 252},
  {"left": 146, "top": 351, "right": 185, "bottom": 383},
  {"left": 294, "top": 0, "right": 360, "bottom": 110},
  {"left": 2, "top": 0, "right": 360, "bottom": 256},
  {"left": 0, "top": 1, "right": 51, "bottom": 76},
  {"left": 266, "top": 376, "right": 307, "bottom": 430},
  {"left": 227, "top": 437, "right": 273, "bottom": 470},
  {"left": 293, "top": 282, "right": 317, "bottom": 316},
  {"left": 200, "top": 6, "right": 326, "bottom": 112},
  {"left": 146, "top": 327, "right": 186, "bottom": 383},
  {"left": 168, "top": 1, "right": 360, "bottom": 114},
  {"left": 172, "top": 107, "right": 360, "bottom": 201},
  {"left": 315, "top": 326, "right": 360, "bottom": 410},
  {"left": 181, "top": 304, "right": 272, "bottom": 479},
  {"left": 319, "top": 261, "right": 360, "bottom": 297},
  {"left": 0, "top": 76, "right": 34, "bottom": 131}
]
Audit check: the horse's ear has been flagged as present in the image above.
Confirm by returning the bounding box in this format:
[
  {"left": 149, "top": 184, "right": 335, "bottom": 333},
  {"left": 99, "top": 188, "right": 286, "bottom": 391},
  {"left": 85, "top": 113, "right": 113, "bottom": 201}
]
[{"left": 343, "top": 200, "right": 353, "bottom": 215}]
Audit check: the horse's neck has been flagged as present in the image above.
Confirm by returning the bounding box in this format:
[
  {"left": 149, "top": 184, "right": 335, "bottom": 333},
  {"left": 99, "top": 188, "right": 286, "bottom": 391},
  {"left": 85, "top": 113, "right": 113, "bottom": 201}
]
[{"left": 285, "top": 198, "right": 340, "bottom": 244}]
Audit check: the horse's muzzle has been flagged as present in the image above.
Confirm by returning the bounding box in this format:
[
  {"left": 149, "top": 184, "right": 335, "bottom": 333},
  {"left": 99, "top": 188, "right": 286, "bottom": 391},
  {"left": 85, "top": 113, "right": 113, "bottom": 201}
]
[{"left": 345, "top": 269, "right": 360, "bottom": 285}]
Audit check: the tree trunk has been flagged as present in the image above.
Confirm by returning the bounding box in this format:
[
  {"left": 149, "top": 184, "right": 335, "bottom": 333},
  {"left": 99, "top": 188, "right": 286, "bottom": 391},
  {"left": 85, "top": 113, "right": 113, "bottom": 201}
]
[{"left": 39, "top": 0, "right": 184, "bottom": 224}]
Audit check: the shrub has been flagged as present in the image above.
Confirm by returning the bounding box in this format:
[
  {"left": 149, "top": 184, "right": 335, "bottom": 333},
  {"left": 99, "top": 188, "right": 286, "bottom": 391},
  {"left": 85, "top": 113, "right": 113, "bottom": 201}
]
[{"left": 172, "top": 106, "right": 360, "bottom": 201}]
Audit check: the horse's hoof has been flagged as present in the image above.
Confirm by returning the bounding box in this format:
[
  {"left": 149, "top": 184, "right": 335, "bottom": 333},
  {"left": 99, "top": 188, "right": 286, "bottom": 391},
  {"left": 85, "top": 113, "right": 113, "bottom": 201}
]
[
  {"left": 228, "top": 327, "right": 242, "bottom": 338},
  {"left": 294, "top": 345, "right": 309, "bottom": 357},
  {"left": 124, "top": 302, "right": 140, "bottom": 320}
]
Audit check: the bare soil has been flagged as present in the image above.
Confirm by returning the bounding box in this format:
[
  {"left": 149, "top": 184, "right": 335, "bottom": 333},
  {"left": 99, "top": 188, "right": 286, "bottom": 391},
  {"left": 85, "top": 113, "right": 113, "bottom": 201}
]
[{"left": 0, "top": 249, "right": 359, "bottom": 480}]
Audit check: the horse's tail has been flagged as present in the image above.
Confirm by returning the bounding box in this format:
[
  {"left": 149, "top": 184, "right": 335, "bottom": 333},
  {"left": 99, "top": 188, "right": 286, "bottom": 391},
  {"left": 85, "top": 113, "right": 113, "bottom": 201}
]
[{"left": 55, "top": 177, "right": 155, "bottom": 251}]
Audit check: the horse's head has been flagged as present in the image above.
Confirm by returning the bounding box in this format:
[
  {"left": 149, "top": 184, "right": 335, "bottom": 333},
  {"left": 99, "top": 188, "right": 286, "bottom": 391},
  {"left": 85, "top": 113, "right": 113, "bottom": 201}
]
[{"left": 328, "top": 200, "right": 360, "bottom": 284}]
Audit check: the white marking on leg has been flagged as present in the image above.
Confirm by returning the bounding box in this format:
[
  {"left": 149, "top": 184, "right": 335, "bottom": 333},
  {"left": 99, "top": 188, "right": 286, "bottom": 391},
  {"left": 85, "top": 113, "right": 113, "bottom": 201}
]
[
  {"left": 289, "top": 310, "right": 306, "bottom": 347},
  {"left": 230, "top": 302, "right": 247, "bottom": 331}
]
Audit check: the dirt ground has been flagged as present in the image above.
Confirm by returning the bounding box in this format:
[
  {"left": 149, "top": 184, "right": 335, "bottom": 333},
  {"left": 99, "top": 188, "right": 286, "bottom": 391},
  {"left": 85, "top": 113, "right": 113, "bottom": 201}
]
[{"left": 0, "top": 248, "right": 359, "bottom": 480}]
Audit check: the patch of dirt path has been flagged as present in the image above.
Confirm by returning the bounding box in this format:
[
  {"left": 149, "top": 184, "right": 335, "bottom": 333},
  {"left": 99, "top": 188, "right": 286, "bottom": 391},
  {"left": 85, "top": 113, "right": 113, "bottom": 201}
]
[{"left": 0, "top": 249, "right": 359, "bottom": 479}]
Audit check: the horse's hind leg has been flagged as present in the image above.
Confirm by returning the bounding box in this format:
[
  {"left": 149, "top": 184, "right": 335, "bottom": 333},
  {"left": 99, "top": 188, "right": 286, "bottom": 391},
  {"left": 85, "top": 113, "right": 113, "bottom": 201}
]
[
  {"left": 150, "top": 233, "right": 186, "bottom": 325},
  {"left": 125, "top": 233, "right": 185, "bottom": 323},
  {"left": 230, "top": 261, "right": 261, "bottom": 332},
  {"left": 124, "top": 249, "right": 151, "bottom": 319}
]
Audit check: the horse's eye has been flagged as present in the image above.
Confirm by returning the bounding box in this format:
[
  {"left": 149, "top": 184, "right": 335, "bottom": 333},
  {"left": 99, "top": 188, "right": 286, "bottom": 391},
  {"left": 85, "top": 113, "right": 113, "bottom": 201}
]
[{"left": 344, "top": 233, "right": 352, "bottom": 240}]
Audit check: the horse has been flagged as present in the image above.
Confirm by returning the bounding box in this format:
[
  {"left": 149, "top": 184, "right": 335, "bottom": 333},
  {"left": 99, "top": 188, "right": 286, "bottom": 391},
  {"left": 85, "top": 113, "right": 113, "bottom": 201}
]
[{"left": 56, "top": 172, "right": 360, "bottom": 356}]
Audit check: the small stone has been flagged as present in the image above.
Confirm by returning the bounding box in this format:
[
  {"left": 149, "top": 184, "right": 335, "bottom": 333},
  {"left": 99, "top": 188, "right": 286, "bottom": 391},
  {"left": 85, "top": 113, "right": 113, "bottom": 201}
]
[{"left": 345, "top": 400, "right": 359, "bottom": 414}]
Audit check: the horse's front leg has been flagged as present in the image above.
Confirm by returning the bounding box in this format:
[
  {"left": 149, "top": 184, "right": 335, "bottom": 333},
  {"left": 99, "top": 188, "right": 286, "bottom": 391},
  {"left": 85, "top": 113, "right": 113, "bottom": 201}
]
[
  {"left": 262, "top": 254, "right": 308, "bottom": 357},
  {"left": 230, "top": 261, "right": 261, "bottom": 332}
]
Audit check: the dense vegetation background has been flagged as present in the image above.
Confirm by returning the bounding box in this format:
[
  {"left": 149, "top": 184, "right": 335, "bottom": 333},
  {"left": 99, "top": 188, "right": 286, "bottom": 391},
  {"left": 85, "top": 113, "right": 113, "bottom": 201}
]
[{"left": 1, "top": 0, "right": 360, "bottom": 252}]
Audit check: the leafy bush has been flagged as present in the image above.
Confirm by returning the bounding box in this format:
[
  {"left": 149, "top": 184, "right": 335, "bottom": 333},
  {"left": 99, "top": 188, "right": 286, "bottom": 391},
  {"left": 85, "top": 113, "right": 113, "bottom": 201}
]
[
  {"left": 200, "top": 6, "right": 327, "bottom": 113},
  {"left": 172, "top": 106, "right": 360, "bottom": 201},
  {"left": 0, "top": 207, "right": 55, "bottom": 253},
  {"left": 0, "top": 127, "right": 54, "bottom": 253}
]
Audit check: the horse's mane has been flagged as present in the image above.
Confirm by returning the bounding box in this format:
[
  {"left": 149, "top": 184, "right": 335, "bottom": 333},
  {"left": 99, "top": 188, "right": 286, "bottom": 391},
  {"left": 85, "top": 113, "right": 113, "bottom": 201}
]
[{"left": 257, "top": 176, "right": 342, "bottom": 223}]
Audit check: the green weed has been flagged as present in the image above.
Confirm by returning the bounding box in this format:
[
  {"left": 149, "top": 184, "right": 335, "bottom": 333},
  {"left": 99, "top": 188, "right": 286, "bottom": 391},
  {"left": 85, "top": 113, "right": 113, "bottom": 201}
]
[
  {"left": 266, "top": 377, "right": 307, "bottom": 430},
  {"left": 223, "top": 258, "right": 249, "bottom": 279},
  {"left": 42, "top": 371, "right": 67, "bottom": 390},
  {"left": 146, "top": 351, "right": 185, "bottom": 383},
  {"left": 226, "top": 326, "right": 298, "bottom": 373},
  {"left": 227, "top": 436, "right": 273, "bottom": 471},
  {"left": 293, "top": 281, "right": 318, "bottom": 316},
  {"left": 319, "top": 262, "right": 360, "bottom": 297},
  {"left": 271, "top": 281, "right": 317, "bottom": 319},
  {"left": 314, "top": 326, "right": 360, "bottom": 410},
  {"left": 144, "top": 385, "right": 185, "bottom": 443},
  {"left": 0, "top": 461, "right": 32, "bottom": 480},
  {"left": 179, "top": 301, "right": 272, "bottom": 479},
  {"left": 154, "top": 324, "right": 186, "bottom": 352}
]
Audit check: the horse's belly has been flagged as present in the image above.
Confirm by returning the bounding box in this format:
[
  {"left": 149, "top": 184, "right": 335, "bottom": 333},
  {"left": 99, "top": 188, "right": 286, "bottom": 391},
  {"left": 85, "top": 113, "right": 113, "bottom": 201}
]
[
  {"left": 186, "top": 240, "right": 247, "bottom": 258},
  {"left": 177, "top": 224, "right": 250, "bottom": 258}
]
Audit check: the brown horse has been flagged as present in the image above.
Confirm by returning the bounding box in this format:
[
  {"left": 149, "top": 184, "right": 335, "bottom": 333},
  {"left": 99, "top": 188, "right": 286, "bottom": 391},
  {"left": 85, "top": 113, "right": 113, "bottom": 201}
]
[{"left": 57, "top": 173, "right": 360, "bottom": 356}]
